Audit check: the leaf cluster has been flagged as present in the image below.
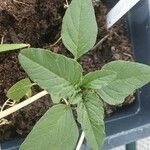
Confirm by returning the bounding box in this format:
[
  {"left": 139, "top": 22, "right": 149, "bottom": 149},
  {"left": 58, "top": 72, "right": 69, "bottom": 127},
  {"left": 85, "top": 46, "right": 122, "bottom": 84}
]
[{"left": 1, "top": 0, "right": 150, "bottom": 149}]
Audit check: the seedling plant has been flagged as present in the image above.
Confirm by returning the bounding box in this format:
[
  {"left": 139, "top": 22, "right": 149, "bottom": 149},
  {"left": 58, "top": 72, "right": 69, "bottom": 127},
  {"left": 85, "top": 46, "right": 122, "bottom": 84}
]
[{"left": 1, "top": 0, "right": 150, "bottom": 150}]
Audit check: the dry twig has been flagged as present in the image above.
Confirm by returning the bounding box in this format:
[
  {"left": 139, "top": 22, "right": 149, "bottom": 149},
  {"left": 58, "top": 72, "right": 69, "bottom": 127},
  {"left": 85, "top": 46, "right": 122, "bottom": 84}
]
[
  {"left": 13, "top": 0, "right": 31, "bottom": 6},
  {"left": 64, "top": 0, "right": 69, "bottom": 8},
  {"left": 50, "top": 37, "right": 62, "bottom": 47},
  {"left": 0, "top": 118, "right": 11, "bottom": 126}
]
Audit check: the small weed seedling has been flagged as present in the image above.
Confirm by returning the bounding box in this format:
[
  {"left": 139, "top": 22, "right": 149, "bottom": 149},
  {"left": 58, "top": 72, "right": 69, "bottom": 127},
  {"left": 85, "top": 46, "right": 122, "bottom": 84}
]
[{"left": 1, "top": 0, "right": 150, "bottom": 150}]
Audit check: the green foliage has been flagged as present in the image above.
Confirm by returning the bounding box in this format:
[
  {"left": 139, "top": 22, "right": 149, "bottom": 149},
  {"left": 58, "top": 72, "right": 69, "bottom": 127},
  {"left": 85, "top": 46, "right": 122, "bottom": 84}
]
[
  {"left": 0, "top": 44, "right": 29, "bottom": 53},
  {"left": 81, "top": 70, "right": 116, "bottom": 89},
  {"left": 50, "top": 93, "right": 62, "bottom": 103},
  {"left": 61, "top": 0, "right": 98, "bottom": 59},
  {"left": 7, "top": 78, "right": 32, "bottom": 102},
  {"left": 69, "top": 92, "right": 82, "bottom": 104},
  {"left": 20, "top": 104, "right": 79, "bottom": 150},
  {"left": 18, "top": 48, "right": 83, "bottom": 102},
  {"left": 3, "top": 0, "right": 150, "bottom": 150},
  {"left": 77, "top": 90, "right": 105, "bottom": 150},
  {"left": 97, "top": 60, "right": 150, "bottom": 105}
]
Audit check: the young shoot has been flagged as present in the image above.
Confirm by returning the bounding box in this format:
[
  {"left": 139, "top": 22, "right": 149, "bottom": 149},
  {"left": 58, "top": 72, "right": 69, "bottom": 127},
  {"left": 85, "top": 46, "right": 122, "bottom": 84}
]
[{"left": 1, "top": 0, "right": 150, "bottom": 150}]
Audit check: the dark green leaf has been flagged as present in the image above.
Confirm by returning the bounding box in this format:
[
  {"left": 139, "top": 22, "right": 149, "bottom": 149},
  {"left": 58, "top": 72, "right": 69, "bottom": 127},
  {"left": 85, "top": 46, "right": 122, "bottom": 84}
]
[
  {"left": 20, "top": 104, "right": 79, "bottom": 150},
  {"left": 77, "top": 90, "right": 105, "bottom": 150},
  {"left": 61, "top": 0, "right": 98, "bottom": 59}
]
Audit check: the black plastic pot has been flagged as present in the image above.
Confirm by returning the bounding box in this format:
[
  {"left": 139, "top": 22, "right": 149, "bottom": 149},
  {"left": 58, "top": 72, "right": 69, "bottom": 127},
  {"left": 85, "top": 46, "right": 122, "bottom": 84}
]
[
  {"left": 1, "top": 138, "right": 23, "bottom": 150},
  {"left": 1, "top": 0, "right": 150, "bottom": 149}
]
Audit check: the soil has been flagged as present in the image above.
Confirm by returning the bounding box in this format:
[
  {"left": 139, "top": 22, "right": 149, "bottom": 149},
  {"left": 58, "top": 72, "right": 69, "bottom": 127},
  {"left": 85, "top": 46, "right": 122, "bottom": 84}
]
[{"left": 0, "top": 0, "right": 134, "bottom": 142}]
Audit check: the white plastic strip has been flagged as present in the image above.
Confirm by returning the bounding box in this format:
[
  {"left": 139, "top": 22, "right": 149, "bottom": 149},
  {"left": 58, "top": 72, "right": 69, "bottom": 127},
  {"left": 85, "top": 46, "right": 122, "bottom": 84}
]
[
  {"left": 76, "top": 132, "right": 85, "bottom": 150},
  {"left": 106, "top": 0, "right": 140, "bottom": 28},
  {"left": 0, "top": 90, "right": 48, "bottom": 119}
]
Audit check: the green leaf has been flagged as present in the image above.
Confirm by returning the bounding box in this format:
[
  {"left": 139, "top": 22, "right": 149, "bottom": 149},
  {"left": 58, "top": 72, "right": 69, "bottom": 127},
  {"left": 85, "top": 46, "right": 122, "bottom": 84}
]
[
  {"left": 19, "top": 48, "right": 83, "bottom": 100},
  {"left": 50, "top": 93, "right": 61, "bottom": 103},
  {"left": 69, "top": 92, "right": 82, "bottom": 104},
  {"left": 81, "top": 70, "right": 116, "bottom": 89},
  {"left": 61, "top": 0, "right": 98, "bottom": 59},
  {"left": 7, "top": 78, "right": 32, "bottom": 101},
  {"left": 25, "top": 89, "right": 32, "bottom": 98},
  {"left": 0, "top": 44, "right": 29, "bottom": 53},
  {"left": 20, "top": 104, "right": 79, "bottom": 150},
  {"left": 77, "top": 90, "right": 105, "bottom": 150},
  {"left": 97, "top": 60, "right": 150, "bottom": 105}
]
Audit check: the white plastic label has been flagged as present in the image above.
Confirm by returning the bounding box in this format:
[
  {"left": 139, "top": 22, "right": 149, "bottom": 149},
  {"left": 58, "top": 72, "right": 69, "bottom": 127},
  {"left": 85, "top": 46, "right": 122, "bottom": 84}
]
[{"left": 106, "top": 0, "right": 140, "bottom": 28}]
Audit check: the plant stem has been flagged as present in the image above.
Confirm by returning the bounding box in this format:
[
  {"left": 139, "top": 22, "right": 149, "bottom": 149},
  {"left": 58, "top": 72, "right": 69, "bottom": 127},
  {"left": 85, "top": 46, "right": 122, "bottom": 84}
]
[
  {"left": 63, "top": 98, "right": 69, "bottom": 105},
  {"left": 91, "top": 34, "right": 110, "bottom": 51},
  {"left": 51, "top": 37, "right": 62, "bottom": 47},
  {"left": 0, "top": 90, "right": 48, "bottom": 119},
  {"left": 76, "top": 132, "right": 85, "bottom": 150},
  {"left": 0, "top": 99, "right": 10, "bottom": 112},
  {"left": 1, "top": 36, "right": 4, "bottom": 44}
]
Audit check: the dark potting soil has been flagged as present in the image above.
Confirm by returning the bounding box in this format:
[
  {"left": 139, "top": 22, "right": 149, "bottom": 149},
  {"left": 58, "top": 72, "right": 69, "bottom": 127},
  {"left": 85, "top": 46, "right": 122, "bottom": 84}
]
[{"left": 0, "top": 0, "right": 134, "bottom": 142}]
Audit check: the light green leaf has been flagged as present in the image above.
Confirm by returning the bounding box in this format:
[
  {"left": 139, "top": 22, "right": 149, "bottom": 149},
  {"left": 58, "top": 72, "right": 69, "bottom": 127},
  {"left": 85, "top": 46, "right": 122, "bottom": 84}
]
[
  {"left": 77, "top": 90, "right": 105, "bottom": 150},
  {"left": 50, "top": 93, "right": 61, "bottom": 103},
  {"left": 19, "top": 48, "right": 83, "bottom": 99},
  {"left": 25, "top": 89, "right": 32, "bottom": 98},
  {"left": 81, "top": 70, "right": 116, "bottom": 89},
  {"left": 7, "top": 78, "right": 32, "bottom": 102},
  {"left": 0, "top": 44, "right": 29, "bottom": 53},
  {"left": 69, "top": 92, "right": 82, "bottom": 104},
  {"left": 97, "top": 60, "right": 150, "bottom": 105},
  {"left": 61, "top": 0, "right": 98, "bottom": 59},
  {"left": 20, "top": 104, "right": 79, "bottom": 150}
]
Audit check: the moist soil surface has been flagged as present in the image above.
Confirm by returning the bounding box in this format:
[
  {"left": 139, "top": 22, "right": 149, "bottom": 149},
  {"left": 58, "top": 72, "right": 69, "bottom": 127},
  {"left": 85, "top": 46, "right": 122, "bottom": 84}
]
[{"left": 0, "top": 0, "right": 134, "bottom": 142}]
